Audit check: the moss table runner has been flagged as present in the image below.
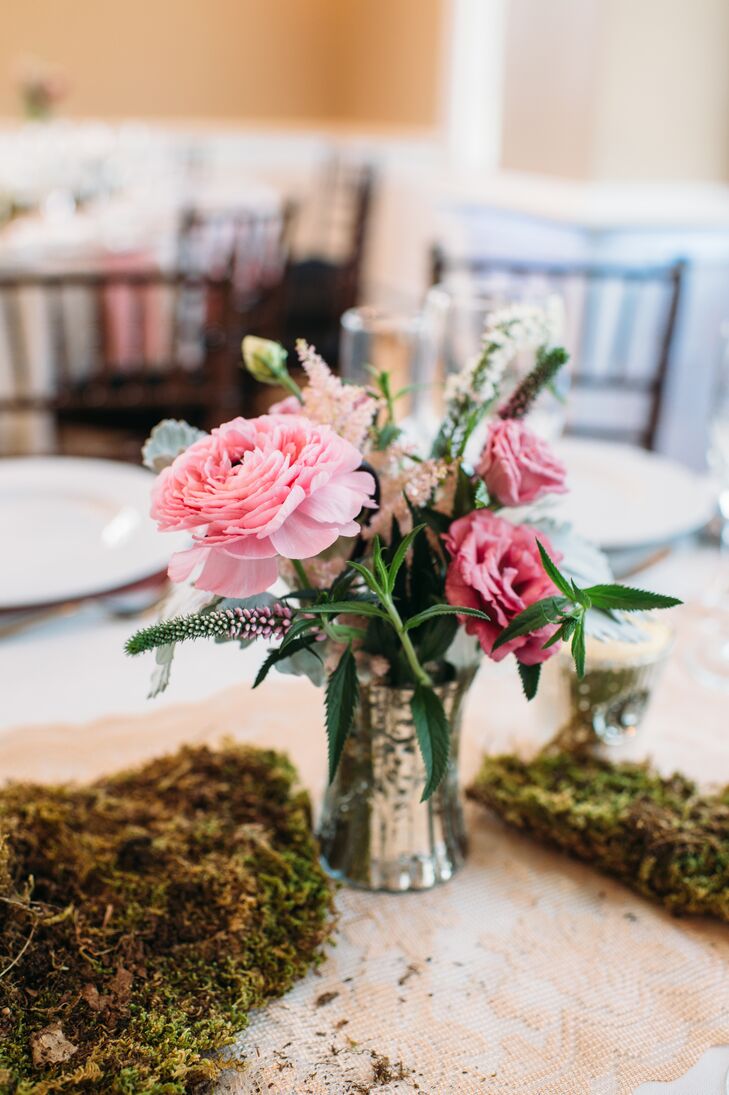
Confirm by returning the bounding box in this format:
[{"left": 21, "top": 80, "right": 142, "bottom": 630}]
[{"left": 1, "top": 595, "right": 728, "bottom": 1093}]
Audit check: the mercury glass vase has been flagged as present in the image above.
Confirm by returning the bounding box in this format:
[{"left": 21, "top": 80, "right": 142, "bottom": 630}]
[{"left": 317, "top": 670, "right": 475, "bottom": 892}]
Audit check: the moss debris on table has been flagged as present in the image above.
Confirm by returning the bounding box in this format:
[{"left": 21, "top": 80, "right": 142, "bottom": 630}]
[
  {"left": 469, "top": 752, "right": 729, "bottom": 923},
  {"left": 0, "top": 742, "right": 333, "bottom": 1093}
]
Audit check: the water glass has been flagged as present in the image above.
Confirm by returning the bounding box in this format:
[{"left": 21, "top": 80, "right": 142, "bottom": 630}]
[
  {"left": 423, "top": 278, "right": 569, "bottom": 441},
  {"left": 543, "top": 619, "right": 673, "bottom": 751},
  {"left": 339, "top": 307, "right": 438, "bottom": 441}
]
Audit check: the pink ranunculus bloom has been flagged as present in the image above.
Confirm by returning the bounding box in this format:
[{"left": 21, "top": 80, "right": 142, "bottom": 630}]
[
  {"left": 444, "top": 511, "right": 562, "bottom": 665},
  {"left": 151, "top": 414, "right": 376, "bottom": 598},
  {"left": 477, "top": 419, "right": 567, "bottom": 507}
]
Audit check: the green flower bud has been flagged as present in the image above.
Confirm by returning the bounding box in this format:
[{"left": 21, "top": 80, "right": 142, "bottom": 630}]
[{"left": 241, "top": 336, "right": 289, "bottom": 385}]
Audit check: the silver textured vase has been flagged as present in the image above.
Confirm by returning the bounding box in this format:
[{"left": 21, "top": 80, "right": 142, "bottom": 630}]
[{"left": 317, "top": 670, "right": 475, "bottom": 892}]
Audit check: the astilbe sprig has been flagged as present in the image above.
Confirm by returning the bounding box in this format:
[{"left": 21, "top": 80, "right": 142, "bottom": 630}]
[
  {"left": 126, "top": 604, "right": 293, "bottom": 656},
  {"left": 296, "top": 339, "right": 380, "bottom": 449},
  {"left": 433, "top": 304, "right": 563, "bottom": 459}
]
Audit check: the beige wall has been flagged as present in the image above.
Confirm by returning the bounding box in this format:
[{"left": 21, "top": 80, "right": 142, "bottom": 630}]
[
  {"left": 1, "top": 0, "right": 442, "bottom": 128},
  {"left": 593, "top": 0, "right": 729, "bottom": 182},
  {"left": 501, "top": 0, "right": 729, "bottom": 183},
  {"left": 501, "top": 0, "right": 602, "bottom": 180}
]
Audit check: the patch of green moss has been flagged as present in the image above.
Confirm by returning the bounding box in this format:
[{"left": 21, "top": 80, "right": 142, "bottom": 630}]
[
  {"left": 469, "top": 752, "right": 729, "bottom": 921},
  {"left": 0, "top": 743, "right": 333, "bottom": 1093}
]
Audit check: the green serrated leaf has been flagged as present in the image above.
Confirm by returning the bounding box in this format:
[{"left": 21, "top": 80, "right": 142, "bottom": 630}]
[
  {"left": 253, "top": 636, "right": 316, "bottom": 689},
  {"left": 584, "top": 584, "right": 682, "bottom": 612},
  {"left": 414, "top": 615, "right": 458, "bottom": 665},
  {"left": 537, "top": 540, "right": 575, "bottom": 600},
  {"left": 560, "top": 616, "right": 578, "bottom": 642},
  {"left": 541, "top": 627, "right": 565, "bottom": 650},
  {"left": 325, "top": 647, "right": 359, "bottom": 782},
  {"left": 410, "top": 684, "right": 451, "bottom": 801},
  {"left": 372, "top": 536, "right": 390, "bottom": 591},
  {"left": 348, "top": 559, "right": 385, "bottom": 596},
  {"left": 492, "top": 596, "right": 570, "bottom": 651},
  {"left": 473, "top": 480, "right": 490, "bottom": 509},
  {"left": 517, "top": 661, "right": 541, "bottom": 701},
  {"left": 374, "top": 421, "right": 402, "bottom": 451},
  {"left": 387, "top": 524, "right": 425, "bottom": 594},
  {"left": 298, "top": 600, "right": 390, "bottom": 621},
  {"left": 571, "top": 616, "right": 586, "bottom": 678},
  {"left": 404, "top": 604, "right": 490, "bottom": 632},
  {"left": 277, "top": 615, "right": 319, "bottom": 652}
]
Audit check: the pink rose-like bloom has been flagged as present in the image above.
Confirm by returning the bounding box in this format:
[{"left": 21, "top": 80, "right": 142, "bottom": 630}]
[
  {"left": 152, "top": 414, "right": 376, "bottom": 598},
  {"left": 477, "top": 419, "right": 567, "bottom": 507},
  {"left": 444, "top": 511, "right": 562, "bottom": 665}
]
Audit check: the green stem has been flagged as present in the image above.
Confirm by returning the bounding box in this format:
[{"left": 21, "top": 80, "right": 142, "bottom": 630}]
[
  {"left": 291, "top": 558, "right": 310, "bottom": 589},
  {"left": 381, "top": 593, "right": 432, "bottom": 688},
  {"left": 280, "top": 374, "right": 304, "bottom": 403}
]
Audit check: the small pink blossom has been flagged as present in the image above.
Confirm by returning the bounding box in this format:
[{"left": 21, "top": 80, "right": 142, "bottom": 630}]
[
  {"left": 269, "top": 395, "right": 301, "bottom": 414},
  {"left": 477, "top": 419, "right": 567, "bottom": 507},
  {"left": 151, "top": 413, "right": 376, "bottom": 598},
  {"left": 444, "top": 511, "right": 562, "bottom": 665},
  {"left": 296, "top": 340, "right": 379, "bottom": 449},
  {"left": 362, "top": 444, "right": 448, "bottom": 542}
]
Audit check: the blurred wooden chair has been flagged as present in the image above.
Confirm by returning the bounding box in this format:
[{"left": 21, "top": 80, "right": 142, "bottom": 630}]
[
  {"left": 0, "top": 268, "right": 236, "bottom": 459},
  {"left": 177, "top": 203, "right": 296, "bottom": 341},
  {"left": 283, "top": 160, "right": 376, "bottom": 367},
  {"left": 430, "top": 247, "right": 685, "bottom": 449}
]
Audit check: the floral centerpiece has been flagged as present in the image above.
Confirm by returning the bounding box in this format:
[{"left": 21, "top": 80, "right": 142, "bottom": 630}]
[
  {"left": 16, "top": 57, "right": 68, "bottom": 122},
  {"left": 128, "top": 308, "right": 679, "bottom": 891}
]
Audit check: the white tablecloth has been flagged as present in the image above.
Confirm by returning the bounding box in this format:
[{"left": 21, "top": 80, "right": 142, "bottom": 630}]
[{"left": 1, "top": 545, "right": 728, "bottom": 1094}]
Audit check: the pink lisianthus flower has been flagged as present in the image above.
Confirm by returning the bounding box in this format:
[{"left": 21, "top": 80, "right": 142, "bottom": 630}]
[
  {"left": 477, "top": 419, "right": 567, "bottom": 507},
  {"left": 444, "top": 511, "right": 562, "bottom": 665},
  {"left": 151, "top": 414, "right": 376, "bottom": 598}
]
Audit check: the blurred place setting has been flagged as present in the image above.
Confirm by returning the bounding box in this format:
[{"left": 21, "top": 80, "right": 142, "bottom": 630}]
[{"left": 3, "top": 3, "right": 729, "bottom": 1094}]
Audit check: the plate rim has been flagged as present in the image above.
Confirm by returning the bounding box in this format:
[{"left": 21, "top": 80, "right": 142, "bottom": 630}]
[
  {"left": 552, "top": 437, "right": 717, "bottom": 551},
  {"left": 0, "top": 455, "right": 175, "bottom": 610}
]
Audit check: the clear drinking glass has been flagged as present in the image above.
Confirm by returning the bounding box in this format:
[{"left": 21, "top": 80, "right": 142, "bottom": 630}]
[
  {"left": 339, "top": 306, "right": 438, "bottom": 443},
  {"left": 423, "top": 278, "right": 569, "bottom": 441},
  {"left": 543, "top": 619, "right": 674, "bottom": 751}
]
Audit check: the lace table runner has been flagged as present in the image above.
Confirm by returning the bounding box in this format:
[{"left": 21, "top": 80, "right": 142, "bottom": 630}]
[{"left": 2, "top": 603, "right": 727, "bottom": 1094}]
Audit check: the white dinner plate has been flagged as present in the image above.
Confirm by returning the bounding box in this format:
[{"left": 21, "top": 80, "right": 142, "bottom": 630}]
[
  {"left": 552, "top": 438, "right": 716, "bottom": 551},
  {"left": 0, "top": 457, "right": 184, "bottom": 610}
]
